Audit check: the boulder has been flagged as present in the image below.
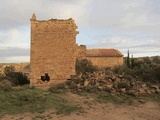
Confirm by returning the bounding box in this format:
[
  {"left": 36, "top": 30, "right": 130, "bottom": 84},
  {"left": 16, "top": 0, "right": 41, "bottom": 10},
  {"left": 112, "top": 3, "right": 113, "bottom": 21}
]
[
  {"left": 139, "top": 99, "right": 146, "bottom": 104},
  {"left": 77, "top": 83, "right": 81, "bottom": 89},
  {"left": 155, "top": 89, "right": 160, "bottom": 94},
  {"left": 84, "top": 80, "right": 89, "bottom": 87},
  {"left": 146, "top": 90, "right": 152, "bottom": 94},
  {"left": 137, "top": 88, "right": 147, "bottom": 96},
  {"left": 151, "top": 85, "right": 159, "bottom": 90},
  {"left": 106, "top": 84, "right": 113, "bottom": 89},
  {"left": 120, "top": 88, "right": 126, "bottom": 93},
  {"left": 111, "top": 75, "right": 116, "bottom": 81},
  {"left": 98, "top": 86, "right": 103, "bottom": 91}
]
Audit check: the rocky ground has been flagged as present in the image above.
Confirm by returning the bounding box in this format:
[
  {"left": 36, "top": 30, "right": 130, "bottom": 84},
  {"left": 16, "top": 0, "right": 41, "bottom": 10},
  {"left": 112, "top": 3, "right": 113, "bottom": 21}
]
[
  {"left": 64, "top": 71, "right": 160, "bottom": 96},
  {"left": 1, "top": 92, "right": 160, "bottom": 120}
]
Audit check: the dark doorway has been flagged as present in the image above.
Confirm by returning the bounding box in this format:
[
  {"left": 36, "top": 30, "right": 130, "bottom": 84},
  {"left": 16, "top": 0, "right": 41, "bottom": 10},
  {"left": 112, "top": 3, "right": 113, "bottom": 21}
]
[{"left": 41, "top": 73, "right": 50, "bottom": 81}]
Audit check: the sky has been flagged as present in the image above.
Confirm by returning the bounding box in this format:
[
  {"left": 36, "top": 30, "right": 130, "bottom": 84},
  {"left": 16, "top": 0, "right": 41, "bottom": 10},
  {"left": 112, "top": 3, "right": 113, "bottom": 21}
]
[{"left": 0, "top": 0, "right": 160, "bottom": 63}]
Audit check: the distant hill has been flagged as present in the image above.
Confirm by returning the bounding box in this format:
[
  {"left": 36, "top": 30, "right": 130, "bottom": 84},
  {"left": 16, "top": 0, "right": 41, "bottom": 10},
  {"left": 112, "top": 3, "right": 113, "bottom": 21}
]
[
  {"left": 124, "top": 55, "right": 160, "bottom": 64},
  {"left": 0, "top": 63, "right": 30, "bottom": 74}
]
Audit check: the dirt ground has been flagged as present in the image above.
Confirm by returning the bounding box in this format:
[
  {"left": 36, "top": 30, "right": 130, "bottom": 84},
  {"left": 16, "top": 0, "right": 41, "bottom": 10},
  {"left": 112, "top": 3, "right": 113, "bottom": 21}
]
[{"left": 1, "top": 93, "right": 160, "bottom": 120}]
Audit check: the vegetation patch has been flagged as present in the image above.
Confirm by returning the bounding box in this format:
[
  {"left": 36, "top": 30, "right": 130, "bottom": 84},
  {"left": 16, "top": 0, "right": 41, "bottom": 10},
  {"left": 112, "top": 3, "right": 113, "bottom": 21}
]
[
  {"left": 96, "top": 93, "right": 134, "bottom": 105},
  {"left": 143, "top": 93, "right": 160, "bottom": 105},
  {"left": 0, "top": 80, "right": 12, "bottom": 91},
  {"left": 76, "top": 59, "right": 97, "bottom": 75},
  {"left": 0, "top": 88, "right": 82, "bottom": 115}
]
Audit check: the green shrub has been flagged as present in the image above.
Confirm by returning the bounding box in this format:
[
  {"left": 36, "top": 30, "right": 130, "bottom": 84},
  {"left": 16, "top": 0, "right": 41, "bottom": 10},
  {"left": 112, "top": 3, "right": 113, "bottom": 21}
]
[
  {"left": 49, "top": 84, "right": 66, "bottom": 93},
  {"left": 0, "top": 80, "right": 12, "bottom": 91},
  {"left": 69, "top": 83, "right": 78, "bottom": 90},
  {"left": 104, "top": 87, "right": 112, "bottom": 93},
  {"left": 3, "top": 66, "right": 15, "bottom": 78},
  {"left": 123, "top": 75, "right": 135, "bottom": 81},
  {"left": 123, "top": 60, "right": 160, "bottom": 83},
  {"left": 113, "top": 65, "right": 128, "bottom": 74},
  {"left": 84, "top": 85, "right": 98, "bottom": 93},
  {"left": 76, "top": 59, "right": 97, "bottom": 75}
]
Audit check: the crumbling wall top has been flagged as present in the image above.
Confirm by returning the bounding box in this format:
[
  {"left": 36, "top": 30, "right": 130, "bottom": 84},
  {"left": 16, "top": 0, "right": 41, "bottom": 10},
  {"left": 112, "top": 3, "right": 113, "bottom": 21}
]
[
  {"left": 30, "top": 13, "right": 36, "bottom": 21},
  {"left": 30, "top": 13, "right": 75, "bottom": 23}
]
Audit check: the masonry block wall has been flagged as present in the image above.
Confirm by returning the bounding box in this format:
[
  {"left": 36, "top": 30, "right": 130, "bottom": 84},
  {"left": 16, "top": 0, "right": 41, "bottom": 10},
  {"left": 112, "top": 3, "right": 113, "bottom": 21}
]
[
  {"left": 86, "top": 49, "right": 124, "bottom": 68},
  {"left": 30, "top": 14, "right": 78, "bottom": 86},
  {"left": 76, "top": 45, "right": 87, "bottom": 59},
  {"left": 86, "top": 57, "right": 123, "bottom": 68}
]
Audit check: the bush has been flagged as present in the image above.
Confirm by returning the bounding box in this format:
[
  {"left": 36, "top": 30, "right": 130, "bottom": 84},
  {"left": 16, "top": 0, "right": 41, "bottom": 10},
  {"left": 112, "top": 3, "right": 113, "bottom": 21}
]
[
  {"left": 0, "top": 80, "right": 12, "bottom": 91},
  {"left": 0, "top": 73, "right": 5, "bottom": 82},
  {"left": 123, "top": 60, "right": 160, "bottom": 83},
  {"left": 11, "top": 72, "right": 30, "bottom": 86},
  {"left": 84, "top": 85, "right": 98, "bottom": 93},
  {"left": 76, "top": 59, "right": 97, "bottom": 75},
  {"left": 113, "top": 65, "right": 128, "bottom": 74},
  {"left": 3, "top": 66, "right": 30, "bottom": 86},
  {"left": 49, "top": 83, "right": 66, "bottom": 93},
  {"left": 3, "top": 65, "right": 15, "bottom": 79}
]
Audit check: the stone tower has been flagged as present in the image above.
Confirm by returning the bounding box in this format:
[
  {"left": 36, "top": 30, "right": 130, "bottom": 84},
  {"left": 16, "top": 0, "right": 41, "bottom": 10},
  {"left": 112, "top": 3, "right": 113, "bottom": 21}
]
[{"left": 30, "top": 13, "right": 79, "bottom": 86}]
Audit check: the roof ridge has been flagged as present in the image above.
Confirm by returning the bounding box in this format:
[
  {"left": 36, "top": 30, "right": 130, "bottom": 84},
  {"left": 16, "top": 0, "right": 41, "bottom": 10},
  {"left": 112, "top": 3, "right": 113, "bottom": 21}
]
[{"left": 86, "top": 49, "right": 123, "bottom": 57}]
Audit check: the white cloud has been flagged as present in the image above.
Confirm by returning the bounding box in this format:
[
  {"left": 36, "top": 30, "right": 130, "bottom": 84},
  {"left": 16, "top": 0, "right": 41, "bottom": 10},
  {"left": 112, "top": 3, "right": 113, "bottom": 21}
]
[
  {"left": 111, "top": 37, "right": 130, "bottom": 44},
  {"left": 0, "top": 0, "right": 160, "bottom": 62},
  {"left": 11, "top": 28, "right": 20, "bottom": 41},
  {"left": 122, "top": 2, "right": 140, "bottom": 9},
  {"left": 1, "top": 56, "right": 29, "bottom": 63},
  {"left": 0, "top": 29, "right": 19, "bottom": 43}
]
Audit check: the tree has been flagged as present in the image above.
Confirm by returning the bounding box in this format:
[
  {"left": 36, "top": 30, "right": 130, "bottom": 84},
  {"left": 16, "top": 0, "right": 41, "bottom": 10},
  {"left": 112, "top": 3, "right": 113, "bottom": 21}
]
[
  {"left": 126, "top": 49, "right": 130, "bottom": 68},
  {"left": 131, "top": 54, "right": 135, "bottom": 69},
  {"left": 143, "top": 57, "right": 151, "bottom": 64}
]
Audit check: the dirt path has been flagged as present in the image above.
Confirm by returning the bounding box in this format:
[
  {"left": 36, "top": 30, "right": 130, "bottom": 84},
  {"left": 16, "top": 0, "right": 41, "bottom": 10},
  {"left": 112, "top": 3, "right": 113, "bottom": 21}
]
[{"left": 1, "top": 93, "right": 160, "bottom": 120}]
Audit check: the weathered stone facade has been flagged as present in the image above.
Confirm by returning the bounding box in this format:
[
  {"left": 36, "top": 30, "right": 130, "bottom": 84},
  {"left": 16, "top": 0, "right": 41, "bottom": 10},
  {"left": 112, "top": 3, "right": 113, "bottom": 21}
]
[
  {"left": 30, "top": 14, "right": 78, "bottom": 86},
  {"left": 86, "top": 57, "right": 123, "bottom": 68}
]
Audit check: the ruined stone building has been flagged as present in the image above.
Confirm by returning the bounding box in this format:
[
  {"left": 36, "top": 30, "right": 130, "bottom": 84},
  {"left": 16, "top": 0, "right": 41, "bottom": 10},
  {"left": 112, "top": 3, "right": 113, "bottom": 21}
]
[
  {"left": 30, "top": 14, "right": 123, "bottom": 86},
  {"left": 76, "top": 47, "right": 123, "bottom": 68},
  {"left": 86, "top": 49, "right": 123, "bottom": 68}
]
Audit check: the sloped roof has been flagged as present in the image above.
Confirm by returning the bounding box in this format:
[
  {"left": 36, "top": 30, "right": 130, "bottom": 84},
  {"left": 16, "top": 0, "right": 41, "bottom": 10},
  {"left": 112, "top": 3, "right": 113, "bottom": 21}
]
[{"left": 86, "top": 49, "right": 123, "bottom": 57}]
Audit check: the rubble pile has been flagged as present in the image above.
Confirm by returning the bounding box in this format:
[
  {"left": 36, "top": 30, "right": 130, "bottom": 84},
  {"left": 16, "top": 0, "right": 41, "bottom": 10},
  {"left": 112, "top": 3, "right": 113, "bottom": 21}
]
[{"left": 65, "top": 71, "right": 160, "bottom": 96}]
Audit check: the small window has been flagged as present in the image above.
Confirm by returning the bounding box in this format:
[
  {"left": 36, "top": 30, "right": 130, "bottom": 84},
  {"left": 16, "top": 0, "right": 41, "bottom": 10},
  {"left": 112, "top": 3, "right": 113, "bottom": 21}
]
[{"left": 41, "top": 73, "right": 50, "bottom": 81}]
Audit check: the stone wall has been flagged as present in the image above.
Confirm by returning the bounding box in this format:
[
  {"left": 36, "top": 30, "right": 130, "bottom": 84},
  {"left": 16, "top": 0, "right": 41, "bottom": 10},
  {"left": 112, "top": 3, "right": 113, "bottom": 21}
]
[
  {"left": 76, "top": 45, "right": 86, "bottom": 59},
  {"left": 86, "top": 56, "right": 123, "bottom": 68},
  {"left": 30, "top": 14, "right": 79, "bottom": 86}
]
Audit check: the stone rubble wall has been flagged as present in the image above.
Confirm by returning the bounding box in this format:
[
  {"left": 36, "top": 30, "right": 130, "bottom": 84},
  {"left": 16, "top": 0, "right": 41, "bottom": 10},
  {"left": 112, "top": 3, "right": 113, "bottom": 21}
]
[{"left": 65, "top": 71, "right": 160, "bottom": 95}]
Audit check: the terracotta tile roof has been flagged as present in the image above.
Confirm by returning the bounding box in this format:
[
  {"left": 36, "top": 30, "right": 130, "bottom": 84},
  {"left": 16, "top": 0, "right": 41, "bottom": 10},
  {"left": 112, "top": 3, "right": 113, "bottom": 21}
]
[{"left": 86, "top": 49, "right": 123, "bottom": 57}]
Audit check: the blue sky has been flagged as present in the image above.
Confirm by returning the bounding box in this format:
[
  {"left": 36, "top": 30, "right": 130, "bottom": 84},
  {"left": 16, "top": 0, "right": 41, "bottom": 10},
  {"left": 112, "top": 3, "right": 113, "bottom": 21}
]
[{"left": 0, "top": 0, "right": 160, "bottom": 63}]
